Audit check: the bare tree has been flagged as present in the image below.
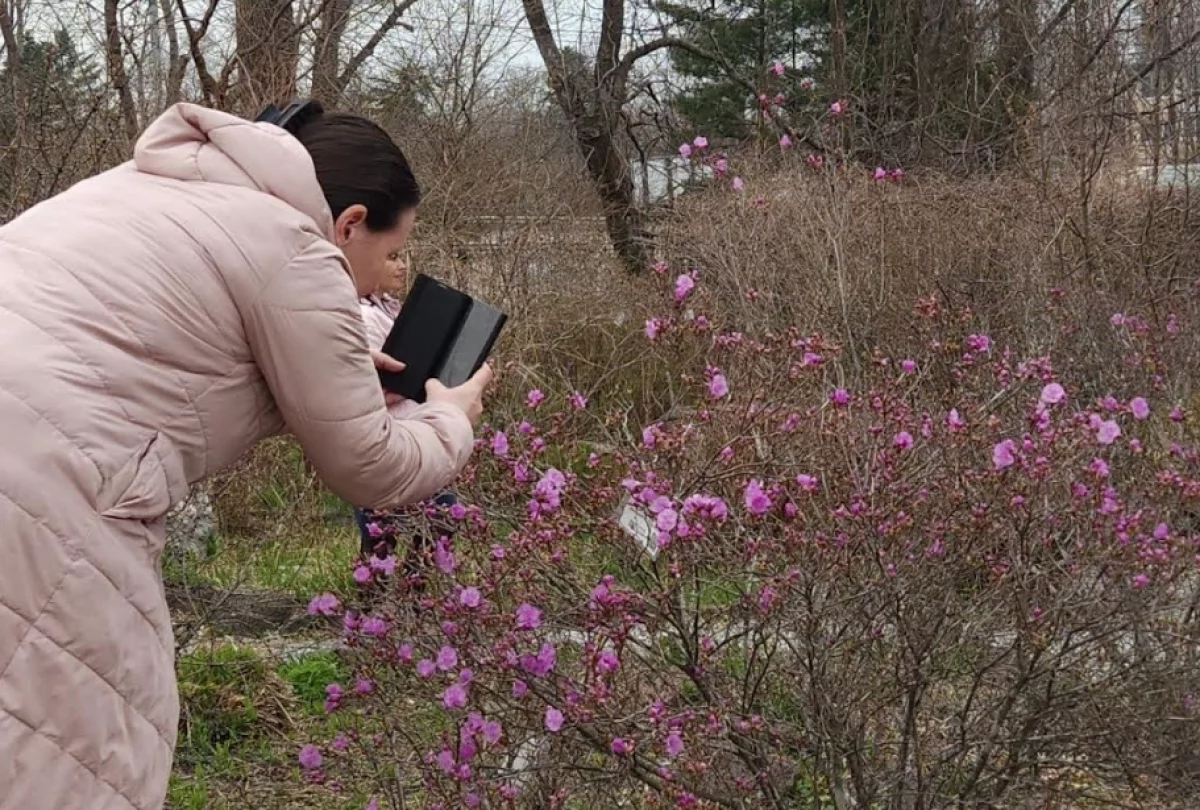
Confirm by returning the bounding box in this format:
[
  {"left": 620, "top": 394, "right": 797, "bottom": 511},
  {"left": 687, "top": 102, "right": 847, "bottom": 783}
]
[{"left": 520, "top": 0, "right": 691, "bottom": 272}]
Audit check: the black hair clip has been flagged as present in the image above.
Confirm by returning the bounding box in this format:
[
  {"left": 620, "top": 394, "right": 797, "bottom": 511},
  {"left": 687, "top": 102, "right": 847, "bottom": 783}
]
[{"left": 254, "top": 99, "right": 324, "bottom": 135}]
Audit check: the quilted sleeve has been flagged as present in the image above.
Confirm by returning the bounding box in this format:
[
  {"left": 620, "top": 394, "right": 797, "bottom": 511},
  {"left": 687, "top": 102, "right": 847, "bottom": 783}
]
[{"left": 242, "top": 239, "right": 474, "bottom": 508}]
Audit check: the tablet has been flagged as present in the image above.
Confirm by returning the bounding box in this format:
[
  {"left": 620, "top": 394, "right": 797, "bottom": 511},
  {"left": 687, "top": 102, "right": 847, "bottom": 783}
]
[{"left": 377, "top": 274, "right": 507, "bottom": 403}]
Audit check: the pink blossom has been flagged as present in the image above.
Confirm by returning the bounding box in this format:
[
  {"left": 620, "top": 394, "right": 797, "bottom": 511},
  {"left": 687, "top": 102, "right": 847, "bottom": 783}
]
[
  {"left": 512, "top": 679, "right": 528, "bottom": 698},
  {"left": 298, "top": 744, "right": 323, "bottom": 770},
  {"left": 436, "top": 645, "right": 458, "bottom": 671},
  {"left": 491, "top": 431, "right": 509, "bottom": 456},
  {"left": 966, "top": 334, "right": 991, "bottom": 353},
  {"left": 307, "top": 593, "right": 340, "bottom": 616},
  {"left": 829, "top": 100, "right": 844, "bottom": 115},
  {"left": 769, "top": 59, "right": 785, "bottom": 76},
  {"left": 1130, "top": 397, "right": 1150, "bottom": 420},
  {"left": 532, "top": 467, "right": 567, "bottom": 512},
  {"left": 360, "top": 616, "right": 387, "bottom": 637},
  {"left": 893, "top": 431, "right": 914, "bottom": 450},
  {"left": 545, "top": 707, "right": 564, "bottom": 732},
  {"left": 732, "top": 176, "right": 745, "bottom": 191},
  {"left": 442, "top": 683, "right": 468, "bottom": 709},
  {"left": 520, "top": 642, "right": 557, "bottom": 676},
  {"left": 610, "top": 737, "right": 633, "bottom": 756},
  {"left": 666, "top": 732, "right": 684, "bottom": 758},
  {"left": 459, "top": 587, "right": 482, "bottom": 608},
  {"left": 481, "top": 720, "right": 503, "bottom": 745},
  {"left": 416, "top": 659, "right": 436, "bottom": 678},
  {"left": 642, "top": 424, "right": 659, "bottom": 448},
  {"left": 830, "top": 388, "right": 850, "bottom": 406},
  {"left": 353, "top": 566, "right": 371, "bottom": 584},
  {"left": 683, "top": 493, "right": 729, "bottom": 521},
  {"left": 1171, "top": 406, "right": 1185, "bottom": 422},
  {"left": 714, "top": 157, "right": 729, "bottom": 174},
  {"left": 354, "top": 676, "right": 374, "bottom": 695},
  {"left": 708, "top": 372, "right": 729, "bottom": 399},
  {"left": 569, "top": 391, "right": 588, "bottom": 410},
  {"left": 515, "top": 603, "right": 542, "bottom": 630},
  {"left": 1132, "top": 573, "right": 1150, "bottom": 588},
  {"left": 332, "top": 733, "right": 349, "bottom": 751},
  {"left": 800, "top": 77, "right": 815, "bottom": 90},
  {"left": 947, "top": 408, "right": 966, "bottom": 431},
  {"left": 1040, "top": 382, "right": 1066, "bottom": 405},
  {"left": 397, "top": 643, "right": 413, "bottom": 662},
  {"left": 364, "top": 800, "right": 378, "bottom": 810},
  {"left": 678, "top": 143, "right": 692, "bottom": 159},
  {"left": 596, "top": 650, "right": 620, "bottom": 673},
  {"left": 674, "top": 273, "right": 696, "bottom": 302},
  {"left": 901, "top": 359, "right": 917, "bottom": 374},
  {"left": 645, "top": 318, "right": 662, "bottom": 340},
  {"left": 743, "top": 479, "right": 773, "bottom": 515},
  {"left": 693, "top": 135, "right": 708, "bottom": 149},
  {"left": 1096, "top": 419, "right": 1122, "bottom": 445},
  {"left": 526, "top": 389, "right": 545, "bottom": 408},
  {"left": 369, "top": 555, "right": 396, "bottom": 575},
  {"left": 779, "top": 133, "right": 792, "bottom": 149},
  {"left": 434, "top": 539, "right": 456, "bottom": 574},
  {"left": 873, "top": 167, "right": 887, "bottom": 180},
  {"left": 795, "top": 473, "right": 818, "bottom": 492},
  {"left": 1090, "top": 457, "right": 1110, "bottom": 478},
  {"left": 992, "top": 439, "right": 1016, "bottom": 470}
]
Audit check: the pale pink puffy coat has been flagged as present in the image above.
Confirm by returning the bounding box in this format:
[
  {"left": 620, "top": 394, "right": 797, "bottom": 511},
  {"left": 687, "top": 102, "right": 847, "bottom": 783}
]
[{"left": 0, "top": 103, "right": 474, "bottom": 809}]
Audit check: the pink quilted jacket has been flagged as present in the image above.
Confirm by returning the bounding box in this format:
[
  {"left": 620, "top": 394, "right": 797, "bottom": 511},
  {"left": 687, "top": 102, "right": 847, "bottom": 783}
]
[{"left": 0, "top": 103, "right": 474, "bottom": 809}]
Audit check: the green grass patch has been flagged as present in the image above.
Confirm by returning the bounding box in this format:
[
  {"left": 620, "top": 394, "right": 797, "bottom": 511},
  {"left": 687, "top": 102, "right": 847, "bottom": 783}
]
[
  {"left": 277, "top": 650, "right": 348, "bottom": 716},
  {"left": 166, "top": 525, "right": 357, "bottom": 598}
]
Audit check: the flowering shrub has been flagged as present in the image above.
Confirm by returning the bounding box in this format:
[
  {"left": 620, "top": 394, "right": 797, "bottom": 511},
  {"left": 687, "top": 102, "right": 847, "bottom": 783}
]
[{"left": 299, "top": 264, "right": 1200, "bottom": 807}]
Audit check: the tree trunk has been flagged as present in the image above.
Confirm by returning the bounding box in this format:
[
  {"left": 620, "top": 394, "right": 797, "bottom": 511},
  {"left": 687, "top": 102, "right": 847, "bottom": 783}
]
[
  {"left": 995, "top": 0, "right": 1036, "bottom": 160},
  {"left": 159, "top": 0, "right": 186, "bottom": 104},
  {"left": 104, "top": 0, "right": 139, "bottom": 142},
  {"left": 312, "top": 0, "right": 352, "bottom": 103},
  {"left": 234, "top": 0, "right": 299, "bottom": 111}
]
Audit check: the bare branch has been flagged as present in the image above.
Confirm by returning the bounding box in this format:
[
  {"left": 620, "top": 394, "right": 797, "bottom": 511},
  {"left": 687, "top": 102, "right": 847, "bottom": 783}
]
[{"left": 336, "top": 0, "right": 420, "bottom": 96}]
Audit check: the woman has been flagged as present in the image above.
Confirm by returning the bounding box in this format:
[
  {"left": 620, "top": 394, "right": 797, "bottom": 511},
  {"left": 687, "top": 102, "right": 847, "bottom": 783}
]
[{"left": 0, "top": 101, "right": 491, "bottom": 810}]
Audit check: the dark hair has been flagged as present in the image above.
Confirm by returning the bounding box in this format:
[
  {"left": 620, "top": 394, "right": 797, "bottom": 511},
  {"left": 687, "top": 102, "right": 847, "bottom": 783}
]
[{"left": 292, "top": 110, "right": 421, "bottom": 232}]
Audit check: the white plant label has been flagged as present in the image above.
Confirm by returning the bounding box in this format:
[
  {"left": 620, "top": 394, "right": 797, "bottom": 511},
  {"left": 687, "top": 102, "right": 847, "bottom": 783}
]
[{"left": 617, "top": 496, "right": 659, "bottom": 560}]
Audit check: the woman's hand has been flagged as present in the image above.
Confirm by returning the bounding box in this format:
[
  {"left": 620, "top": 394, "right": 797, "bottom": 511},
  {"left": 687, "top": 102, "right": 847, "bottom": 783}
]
[
  {"left": 426, "top": 363, "right": 494, "bottom": 424},
  {"left": 371, "top": 351, "right": 406, "bottom": 407}
]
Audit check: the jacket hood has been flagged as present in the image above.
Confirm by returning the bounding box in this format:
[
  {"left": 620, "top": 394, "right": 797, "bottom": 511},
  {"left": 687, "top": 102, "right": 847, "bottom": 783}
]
[{"left": 133, "top": 103, "right": 334, "bottom": 238}]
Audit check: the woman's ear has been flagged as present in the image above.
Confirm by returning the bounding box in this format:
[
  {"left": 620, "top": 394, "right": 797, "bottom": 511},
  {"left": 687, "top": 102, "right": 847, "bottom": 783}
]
[{"left": 332, "top": 204, "right": 369, "bottom": 248}]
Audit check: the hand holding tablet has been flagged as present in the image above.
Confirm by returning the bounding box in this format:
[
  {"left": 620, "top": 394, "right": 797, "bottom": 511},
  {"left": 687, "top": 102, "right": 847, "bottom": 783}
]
[{"left": 377, "top": 274, "right": 507, "bottom": 416}]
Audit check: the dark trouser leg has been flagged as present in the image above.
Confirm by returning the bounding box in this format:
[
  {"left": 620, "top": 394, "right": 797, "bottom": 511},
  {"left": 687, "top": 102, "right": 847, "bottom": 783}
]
[{"left": 355, "top": 507, "right": 395, "bottom": 559}]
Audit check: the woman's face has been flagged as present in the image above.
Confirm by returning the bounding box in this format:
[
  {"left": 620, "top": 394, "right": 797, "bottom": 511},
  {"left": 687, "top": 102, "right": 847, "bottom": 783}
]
[{"left": 332, "top": 204, "right": 416, "bottom": 296}]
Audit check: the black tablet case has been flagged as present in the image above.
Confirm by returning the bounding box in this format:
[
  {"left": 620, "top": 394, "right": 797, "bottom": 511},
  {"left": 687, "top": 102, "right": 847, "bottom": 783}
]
[{"left": 377, "top": 274, "right": 507, "bottom": 403}]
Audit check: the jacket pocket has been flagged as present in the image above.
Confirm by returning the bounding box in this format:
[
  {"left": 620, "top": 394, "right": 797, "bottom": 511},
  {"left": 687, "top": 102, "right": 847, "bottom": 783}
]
[{"left": 98, "top": 432, "right": 190, "bottom": 522}]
